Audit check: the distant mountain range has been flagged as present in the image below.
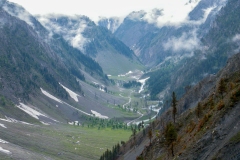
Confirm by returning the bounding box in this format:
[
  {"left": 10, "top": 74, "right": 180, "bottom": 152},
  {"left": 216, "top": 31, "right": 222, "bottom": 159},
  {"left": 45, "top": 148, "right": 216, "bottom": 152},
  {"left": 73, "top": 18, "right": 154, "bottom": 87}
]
[
  {"left": 99, "top": 0, "right": 240, "bottom": 104},
  {"left": 36, "top": 14, "right": 144, "bottom": 75}
]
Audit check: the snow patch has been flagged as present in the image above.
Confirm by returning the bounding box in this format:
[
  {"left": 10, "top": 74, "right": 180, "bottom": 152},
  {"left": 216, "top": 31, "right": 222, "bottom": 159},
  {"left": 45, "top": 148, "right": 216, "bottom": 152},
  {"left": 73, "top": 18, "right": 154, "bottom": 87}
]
[
  {"left": 40, "top": 121, "right": 50, "bottom": 125},
  {"left": 118, "top": 70, "right": 133, "bottom": 77},
  {"left": 41, "top": 88, "right": 93, "bottom": 118},
  {"left": 0, "top": 118, "right": 11, "bottom": 123},
  {"left": 91, "top": 110, "right": 109, "bottom": 119},
  {"left": 0, "top": 123, "right": 7, "bottom": 128},
  {"left": 126, "top": 71, "right": 133, "bottom": 75},
  {"left": 40, "top": 88, "right": 63, "bottom": 104},
  {"left": 99, "top": 88, "right": 105, "bottom": 92},
  {"left": 138, "top": 77, "right": 150, "bottom": 93},
  {"left": 92, "top": 81, "right": 99, "bottom": 85},
  {"left": 59, "top": 83, "right": 80, "bottom": 102},
  {"left": 0, "top": 139, "right": 8, "bottom": 144},
  {"left": 16, "top": 103, "right": 48, "bottom": 120},
  {"left": 0, "top": 116, "right": 33, "bottom": 125},
  {"left": 0, "top": 138, "right": 10, "bottom": 154},
  {"left": 68, "top": 121, "right": 80, "bottom": 125},
  {"left": 0, "top": 147, "right": 11, "bottom": 154}
]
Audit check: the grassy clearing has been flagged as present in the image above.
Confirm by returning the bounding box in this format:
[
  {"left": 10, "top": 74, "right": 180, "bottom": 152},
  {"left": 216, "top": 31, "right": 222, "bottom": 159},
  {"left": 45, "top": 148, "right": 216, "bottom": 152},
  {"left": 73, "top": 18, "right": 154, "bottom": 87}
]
[
  {"left": 58, "top": 125, "right": 132, "bottom": 159},
  {"left": 0, "top": 122, "right": 131, "bottom": 160},
  {"left": 96, "top": 50, "right": 145, "bottom": 76}
]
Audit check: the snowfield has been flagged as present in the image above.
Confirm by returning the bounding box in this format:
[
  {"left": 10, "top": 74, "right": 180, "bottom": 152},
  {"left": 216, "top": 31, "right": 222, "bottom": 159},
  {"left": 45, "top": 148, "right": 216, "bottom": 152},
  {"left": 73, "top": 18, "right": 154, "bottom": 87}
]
[
  {"left": 0, "top": 147, "right": 11, "bottom": 154},
  {"left": 16, "top": 103, "right": 58, "bottom": 124},
  {"left": 0, "top": 117, "right": 33, "bottom": 125},
  {"left": 40, "top": 88, "right": 63, "bottom": 104},
  {"left": 0, "top": 139, "right": 11, "bottom": 155},
  {"left": 0, "top": 139, "right": 8, "bottom": 144},
  {"left": 16, "top": 103, "right": 48, "bottom": 120},
  {"left": 0, "top": 123, "right": 7, "bottom": 128},
  {"left": 138, "top": 77, "right": 150, "bottom": 93},
  {"left": 91, "top": 110, "right": 109, "bottom": 119},
  {"left": 59, "top": 83, "right": 80, "bottom": 102}
]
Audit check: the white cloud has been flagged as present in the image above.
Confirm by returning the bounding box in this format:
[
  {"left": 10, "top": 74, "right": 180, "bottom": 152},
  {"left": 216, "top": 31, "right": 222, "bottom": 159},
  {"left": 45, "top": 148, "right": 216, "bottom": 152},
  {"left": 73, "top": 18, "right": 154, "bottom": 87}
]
[
  {"left": 3, "top": 2, "right": 34, "bottom": 28},
  {"left": 4, "top": 0, "right": 150, "bottom": 21},
  {"left": 232, "top": 34, "right": 240, "bottom": 42},
  {"left": 128, "top": 3, "right": 216, "bottom": 28},
  {"left": 37, "top": 14, "right": 88, "bottom": 52},
  {"left": 232, "top": 34, "right": 240, "bottom": 53},
  {"left": 154, "top": 0, "right": 201, "bottom": 27},
  {"left": 7, "top": 0, "right": 227, "bottom": 28},
  {"left": 8, "top": 0, "right": 200, "bottom": 23},
  {"left": 163, "top": 30, "right": 201, "bottom": 52},
  {"left": 187, "top": 6, "right": 216, "bottom": 26}
]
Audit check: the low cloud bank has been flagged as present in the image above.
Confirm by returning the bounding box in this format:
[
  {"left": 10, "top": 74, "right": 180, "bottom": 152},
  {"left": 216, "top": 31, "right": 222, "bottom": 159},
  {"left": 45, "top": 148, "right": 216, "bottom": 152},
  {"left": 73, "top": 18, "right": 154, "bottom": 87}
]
[
  {"left": 3, "top": 1, "right": 34, "bottom": 28},
  {"left": 163, "top": 30, "right": 201, "bottom": 52},
  {"left": 37, "top": 14, "right": 89, "bottom": 52}
]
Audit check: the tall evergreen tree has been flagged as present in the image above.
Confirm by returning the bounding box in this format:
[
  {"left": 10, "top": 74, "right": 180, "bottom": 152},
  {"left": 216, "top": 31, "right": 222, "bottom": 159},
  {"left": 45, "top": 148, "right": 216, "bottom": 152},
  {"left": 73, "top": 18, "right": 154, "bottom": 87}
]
[
  {"left": 131, "top": 127, "right": 137, "bottom": 146},
  {"left": 195, "top": 102, "right": 202, "bottom": 118},
  {"left": 218, "top": 78, "right": 226, "bottom": 99},
  {"left": 148, "top": 128, "right": 153, "bottom": 145},
  {"left": 172, "top": 92, "right": 177, "bottom": 123},
  {"left": 165, "top": 122, "right": 177, "bottom": 157}
]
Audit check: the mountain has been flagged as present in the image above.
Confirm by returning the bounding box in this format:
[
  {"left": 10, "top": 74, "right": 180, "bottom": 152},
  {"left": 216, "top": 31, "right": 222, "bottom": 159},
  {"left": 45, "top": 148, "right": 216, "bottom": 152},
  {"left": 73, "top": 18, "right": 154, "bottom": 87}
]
[
  {"left": 97, "top": 17, "right": 123, "bottom": 33},
  {"left": 36, "top": 14, "right": 145, "bottom": 75},
  {"left": 0, "top": 0, "right": 130, "bottom": 125},
  {"left": 148, "top": 0, "right": 240, "bottom": 101},
  {"left": 117, "top": 51, "right": 240, "bottom": 160},
  {"left": 1, "top": 0, "right": 240, "bottom": 159},
  {"left": 113, "top": 0, "right": 227, "bottom": 66},
  {"left": 97, "top": 0, "right": 237, "bottom": 104}
]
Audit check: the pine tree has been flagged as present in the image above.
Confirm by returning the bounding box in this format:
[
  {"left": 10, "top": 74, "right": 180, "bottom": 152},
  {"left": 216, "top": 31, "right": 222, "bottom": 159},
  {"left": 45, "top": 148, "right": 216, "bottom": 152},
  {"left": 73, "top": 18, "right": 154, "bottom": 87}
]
[
  {"left": 172, "top": 92, "right": 177, "bottom": 123},
  {"left": 165, "top": 122, "right": 177, "bottom": 157},
  {"left": 195, "top": 102, "right": 202, "bottom": 118},
  {"left": 148, "top": 128, "right": 153, "bottom": 145},
  {"left": 131, "top": 127, "right": 137, "bottom": 147},
  {"left": 218, "top": 78, "right": 226, "bottom": 99}
]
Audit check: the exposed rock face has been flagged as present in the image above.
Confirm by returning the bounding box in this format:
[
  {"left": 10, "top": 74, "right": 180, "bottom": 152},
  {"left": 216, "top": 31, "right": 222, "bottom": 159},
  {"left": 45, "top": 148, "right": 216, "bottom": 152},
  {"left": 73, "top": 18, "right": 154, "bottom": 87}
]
[
  {"left": 179, "top": 103, "right": 240, "bottom": 160},
  {"left": 123, "top": 52, "right": 240, "bottom": 160},
  {"left": 177, "top": 52, "right": 240, "bottom": 113}
]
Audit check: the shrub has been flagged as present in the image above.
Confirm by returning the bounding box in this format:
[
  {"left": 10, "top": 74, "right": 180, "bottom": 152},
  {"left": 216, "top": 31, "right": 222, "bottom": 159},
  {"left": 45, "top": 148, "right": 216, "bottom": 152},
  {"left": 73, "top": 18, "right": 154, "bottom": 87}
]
[
  {"left": 198, "top": 114, "right": 210, "bottom": 131},
  {"left": 217, "top": 100, "right": 225, "bottom": 110}
]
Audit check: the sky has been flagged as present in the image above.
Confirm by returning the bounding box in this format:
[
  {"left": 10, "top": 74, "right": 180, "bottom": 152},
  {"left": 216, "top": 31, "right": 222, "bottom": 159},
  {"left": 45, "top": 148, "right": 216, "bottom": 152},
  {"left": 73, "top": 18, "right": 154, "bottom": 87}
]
[{"left": 8, "top": 0, "right": 200, "bottom": 22}]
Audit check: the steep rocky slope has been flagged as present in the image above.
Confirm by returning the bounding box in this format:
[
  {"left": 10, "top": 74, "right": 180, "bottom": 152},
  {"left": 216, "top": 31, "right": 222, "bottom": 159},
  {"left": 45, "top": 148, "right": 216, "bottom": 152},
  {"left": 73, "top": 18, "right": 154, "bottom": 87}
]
[{"left": 118, "top": 52, "right": 240, "bottom": 160}]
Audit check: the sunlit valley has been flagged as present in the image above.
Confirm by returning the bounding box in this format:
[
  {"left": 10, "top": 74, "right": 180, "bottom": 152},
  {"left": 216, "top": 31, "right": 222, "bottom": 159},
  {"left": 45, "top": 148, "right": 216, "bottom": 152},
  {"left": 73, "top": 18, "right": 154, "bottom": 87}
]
[{"left": 0, "top": 0, "right": 240, "bottom": 159}]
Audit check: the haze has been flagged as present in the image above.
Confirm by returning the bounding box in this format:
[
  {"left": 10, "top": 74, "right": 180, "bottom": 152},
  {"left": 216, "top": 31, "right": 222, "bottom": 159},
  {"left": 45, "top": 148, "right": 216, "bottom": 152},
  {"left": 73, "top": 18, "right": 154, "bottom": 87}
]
[{"left": 8, "top": 0, "right": 200, "bottom": 22}]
